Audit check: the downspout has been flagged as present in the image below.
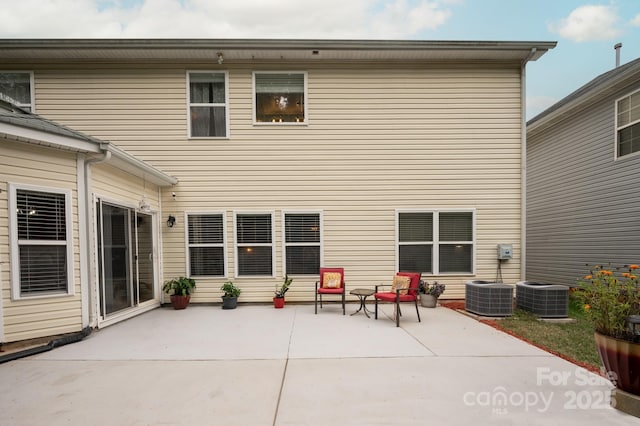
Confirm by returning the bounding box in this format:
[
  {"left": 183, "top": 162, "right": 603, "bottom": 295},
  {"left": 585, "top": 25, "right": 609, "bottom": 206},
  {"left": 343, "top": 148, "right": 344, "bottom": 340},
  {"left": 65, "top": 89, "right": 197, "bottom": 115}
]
[
  {"left": 520, "top": 48, "right": 536, "bottom": 281},
  {"left": 80, "top": 146, "right": 111, "bottom": 329},
  {"left": 0, "top": 327, "right": 92, "bottom": 364}
]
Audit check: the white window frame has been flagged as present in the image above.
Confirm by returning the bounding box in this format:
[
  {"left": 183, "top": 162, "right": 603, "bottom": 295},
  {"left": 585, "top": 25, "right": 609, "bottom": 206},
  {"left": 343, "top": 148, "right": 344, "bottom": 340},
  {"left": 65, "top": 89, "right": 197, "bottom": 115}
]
[
  {"left": 614, "top": 88, "right": 640, "bottom": 160},
  {"left": 8, "top": 183, "right": 74, "bottom": 299},
  {"left": 186, "top": 70, "right": 230, "bottom": 139},
  {"left": 185, "top": 211, "right": 228, "bottom": 278},
  {"left": 0, "top": 71, "right": 35, "bottom": 112},
  {"left": 252, "top": 71, "right": 308, "bottom": 126},
  {"left": 281, "top": 210, "right": 323, "bottom": 276},
  {"left": 396, "top": 209, "right": 476, "bottom": 276},
  {"left": 233, "top": 211, "right": 276, "bottom": 278}
]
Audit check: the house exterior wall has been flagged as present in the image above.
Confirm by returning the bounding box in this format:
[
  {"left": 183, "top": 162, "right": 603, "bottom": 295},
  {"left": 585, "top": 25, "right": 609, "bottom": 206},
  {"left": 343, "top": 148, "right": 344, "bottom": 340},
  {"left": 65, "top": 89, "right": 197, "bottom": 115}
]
[
  {"left": 8, "top": 60, "right": 524, "bottom": 301},
  {"left": 0, "top": 139, "right": 83, "bottom": 342},
  {"left": 526, "top": 81, "right": 640, "bottom": 286}
]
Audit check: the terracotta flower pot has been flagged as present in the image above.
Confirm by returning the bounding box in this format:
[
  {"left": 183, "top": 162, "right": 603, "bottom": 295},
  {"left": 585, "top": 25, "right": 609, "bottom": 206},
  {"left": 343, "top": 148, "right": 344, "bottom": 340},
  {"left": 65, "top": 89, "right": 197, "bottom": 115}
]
[
  {"left": 594, "top": 332, "right": 640, "bottom": 396},
  {"left": 170, "top": 295, "right": 190, "bottom": 310},
  {"left": 273, "top": 297, "right": 285, "bottom": 309}
]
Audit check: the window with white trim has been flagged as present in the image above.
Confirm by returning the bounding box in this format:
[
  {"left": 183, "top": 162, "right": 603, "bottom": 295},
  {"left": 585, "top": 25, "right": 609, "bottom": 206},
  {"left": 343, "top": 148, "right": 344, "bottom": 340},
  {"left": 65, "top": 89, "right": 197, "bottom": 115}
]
[
  {"left": 187, "top": 213, "right": 225, "bottom": 277},
  {"left": 284, "top": 213, "right": 321, "bottom": 275},
  {"left": 0, "top": 71, "right": 34, "bottom": 111},
  {"left": 9, "top": 185, "right": 73, "bottom": 297},
  {"left": 398, "top": 210, "right": 474, "bottom": 275},
  {"left": 235, "top": 213, "right": 274, "bottom": 276},
  {"left": 616, "top": 90, "right": 640, "bottom": 157},
  {"left": 254, "top": 72, "right": 306, "bottom": 124},
  {"left": 188, "top": 71, "right": 228, "bottom": 138}
]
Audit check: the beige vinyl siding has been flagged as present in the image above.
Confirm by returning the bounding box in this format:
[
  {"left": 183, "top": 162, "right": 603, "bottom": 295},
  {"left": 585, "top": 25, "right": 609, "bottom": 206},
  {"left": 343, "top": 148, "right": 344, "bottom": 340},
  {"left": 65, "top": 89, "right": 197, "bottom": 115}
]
[
  {"left": 91, "top": 164, "right": 161, "bottom": 209},
  {"left": 28, "top": 61, "right": 522, "bottom": 301},
  {"left": 0, "top": 139, "right": 82, "bottom": 342}
]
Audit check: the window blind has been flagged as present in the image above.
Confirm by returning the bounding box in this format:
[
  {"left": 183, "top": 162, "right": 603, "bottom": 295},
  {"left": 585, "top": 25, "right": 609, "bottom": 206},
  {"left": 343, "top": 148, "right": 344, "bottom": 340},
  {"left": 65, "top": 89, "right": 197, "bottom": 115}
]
[
  {"left": 236, "top": 214, "right": 273, "bottom": 276},
  {"left": 188, "top": 214, "right": 225, "bottom": 277},
  {"left": 399, "top": 212, "right": 433, "bottom": 242},
  {"left": 285, "top": 213, "right": 320, "bottom": 274},
  {"left": 285, "top": 214, "right": 320, "bottom": 243},
  {"left": 17, "top": 190, "right": 66, "bottom": 240},
  {"left": 439, "top": 212, "right": 472, "bottom": 241},
  {"left": 16, "top": 189, "right": 68, "bottom": 294},
  {"left": 255, "top": 73, "right": 304, "bottom": 94}
]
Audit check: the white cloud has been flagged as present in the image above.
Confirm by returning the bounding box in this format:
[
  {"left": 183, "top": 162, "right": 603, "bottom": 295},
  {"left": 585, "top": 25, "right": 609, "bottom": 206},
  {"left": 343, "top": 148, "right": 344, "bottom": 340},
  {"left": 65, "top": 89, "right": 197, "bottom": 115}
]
[
  {"left": 0, "top": 0, "right": 454, "bottom": 38},
  {"left": 548, "top": 4, "right": 622, "bottom": 42},
  {"left": 631, "top": 13, "right": 640, "bottom": 26}
]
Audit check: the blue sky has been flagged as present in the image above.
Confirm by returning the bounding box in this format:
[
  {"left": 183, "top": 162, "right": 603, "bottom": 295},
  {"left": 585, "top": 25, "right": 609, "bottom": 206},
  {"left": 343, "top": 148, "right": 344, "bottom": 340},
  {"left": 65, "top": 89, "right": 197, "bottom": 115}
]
[{"left": 1, "top": 0, "right": 639, "bottom": 119}]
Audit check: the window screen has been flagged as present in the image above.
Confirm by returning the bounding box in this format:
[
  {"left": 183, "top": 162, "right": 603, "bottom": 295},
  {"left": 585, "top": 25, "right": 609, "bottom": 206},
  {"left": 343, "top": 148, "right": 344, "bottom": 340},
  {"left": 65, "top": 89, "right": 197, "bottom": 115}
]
[
  {"left": 188, "top": 214, "right": 225, "bottom": 276},
  {"left": 15, "top": 189, "right": 69, "bottom": 294},
  {"left": 284, "top": 213, "right": 320, "bottom": 275}
]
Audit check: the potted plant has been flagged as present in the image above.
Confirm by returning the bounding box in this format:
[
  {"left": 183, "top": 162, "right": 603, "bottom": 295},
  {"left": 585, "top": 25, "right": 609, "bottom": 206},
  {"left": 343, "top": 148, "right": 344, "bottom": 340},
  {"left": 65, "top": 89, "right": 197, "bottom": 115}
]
[
  {"left": 419, "top": 280, "right": 445, "bottom": 308},
  {"left": 576, "top": 264, "right": 640, "bottom": 417},
  {"left": 274, "top": 275, "right": 293, "bottom": 308},
  {"left": 162, "top": 276, "right": 196, "bottom": 310},
  {"left": 220, "top": 281, "right": 241, "bottom": 309}
]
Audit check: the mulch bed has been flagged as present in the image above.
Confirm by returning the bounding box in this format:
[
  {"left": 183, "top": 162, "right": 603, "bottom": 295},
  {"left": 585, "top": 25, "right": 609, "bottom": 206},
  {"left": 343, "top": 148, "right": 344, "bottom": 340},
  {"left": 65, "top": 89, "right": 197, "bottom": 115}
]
[{"left": 439, "top": 300, "right": 601, "bottom": 375}]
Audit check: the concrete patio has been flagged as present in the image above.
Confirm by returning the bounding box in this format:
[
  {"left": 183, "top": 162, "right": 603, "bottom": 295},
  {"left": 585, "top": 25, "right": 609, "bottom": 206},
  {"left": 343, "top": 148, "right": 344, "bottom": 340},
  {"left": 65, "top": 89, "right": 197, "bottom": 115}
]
[{"left": 1, "top": 303, "right": 639, "bottom": 425}]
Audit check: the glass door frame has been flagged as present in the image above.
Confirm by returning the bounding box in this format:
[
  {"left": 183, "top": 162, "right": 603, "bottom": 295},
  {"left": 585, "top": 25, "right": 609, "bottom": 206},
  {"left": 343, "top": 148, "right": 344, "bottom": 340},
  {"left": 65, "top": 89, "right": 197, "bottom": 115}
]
[{"left": 95, "top": 197, "right": 160, "bottom": 327}]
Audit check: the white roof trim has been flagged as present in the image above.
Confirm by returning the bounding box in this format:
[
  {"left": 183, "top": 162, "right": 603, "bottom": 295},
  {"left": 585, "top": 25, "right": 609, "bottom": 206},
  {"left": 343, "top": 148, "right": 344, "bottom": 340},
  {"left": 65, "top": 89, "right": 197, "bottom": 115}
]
[{"left": 0, "top": 121, "right": 102, "bottom": 153}]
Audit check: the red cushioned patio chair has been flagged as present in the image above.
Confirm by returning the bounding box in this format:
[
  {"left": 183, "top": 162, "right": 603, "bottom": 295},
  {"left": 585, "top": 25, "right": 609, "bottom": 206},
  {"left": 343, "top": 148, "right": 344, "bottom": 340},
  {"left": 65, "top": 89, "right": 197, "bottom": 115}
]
[
  {"left": 374, "top": 272, "right": 421, "bottom": 327},
  {"left": 315, "top": 267, "right": 346, "bottom": 315}
]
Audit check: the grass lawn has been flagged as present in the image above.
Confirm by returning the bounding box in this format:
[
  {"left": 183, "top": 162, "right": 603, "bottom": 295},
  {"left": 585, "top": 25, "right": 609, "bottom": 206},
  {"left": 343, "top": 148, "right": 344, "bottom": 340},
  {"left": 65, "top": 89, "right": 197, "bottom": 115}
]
[{"left": 493, "top": 297, "right": 602, "bottom": 371}]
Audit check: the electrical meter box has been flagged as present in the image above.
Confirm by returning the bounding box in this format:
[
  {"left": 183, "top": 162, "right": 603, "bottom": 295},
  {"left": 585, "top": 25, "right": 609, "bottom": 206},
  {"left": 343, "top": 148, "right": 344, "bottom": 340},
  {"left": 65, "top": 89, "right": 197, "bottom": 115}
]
[{"left": 497, "top": 244, "right": 513, "bottom": 260}]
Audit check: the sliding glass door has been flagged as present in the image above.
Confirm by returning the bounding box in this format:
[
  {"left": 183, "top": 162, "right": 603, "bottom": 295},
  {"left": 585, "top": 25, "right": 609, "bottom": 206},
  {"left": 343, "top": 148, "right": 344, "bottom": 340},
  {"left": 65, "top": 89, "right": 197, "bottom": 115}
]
[{"left": 97, "top": 201, "right": 156, "bottom": 318}]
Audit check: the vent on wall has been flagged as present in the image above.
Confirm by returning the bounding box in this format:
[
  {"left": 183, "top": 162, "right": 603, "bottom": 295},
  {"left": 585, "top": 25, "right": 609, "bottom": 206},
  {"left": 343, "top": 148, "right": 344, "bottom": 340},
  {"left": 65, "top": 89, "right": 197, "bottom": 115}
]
[
  {"left": 516, "top": 281, "right": 569, "bottom": 318},
  {"left": 465, "top": 280, "right": 514, "bottom": 316}
]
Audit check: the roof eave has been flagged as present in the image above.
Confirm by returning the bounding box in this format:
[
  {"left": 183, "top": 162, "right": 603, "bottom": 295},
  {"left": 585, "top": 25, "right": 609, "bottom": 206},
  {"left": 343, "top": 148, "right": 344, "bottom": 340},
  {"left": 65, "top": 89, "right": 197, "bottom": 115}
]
[
  {"left": 105, "top": 144, "right": 178, "bottom": 187},
  {"left": 528, "top": 59, "right": 640, "bottom": 134},
  {"left": 0, "top": 38, "right": 557, "bottom": 63}
]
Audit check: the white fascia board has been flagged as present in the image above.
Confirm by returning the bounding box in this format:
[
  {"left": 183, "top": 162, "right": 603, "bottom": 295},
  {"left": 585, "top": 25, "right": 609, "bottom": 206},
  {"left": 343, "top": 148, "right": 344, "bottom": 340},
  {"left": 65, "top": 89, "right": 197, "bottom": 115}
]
[
  {"left": 105, "top": 144, "right": 178, "bottom": 187},
  {"left": 0, "top": 121, "right": 102, "bottom": 153}
]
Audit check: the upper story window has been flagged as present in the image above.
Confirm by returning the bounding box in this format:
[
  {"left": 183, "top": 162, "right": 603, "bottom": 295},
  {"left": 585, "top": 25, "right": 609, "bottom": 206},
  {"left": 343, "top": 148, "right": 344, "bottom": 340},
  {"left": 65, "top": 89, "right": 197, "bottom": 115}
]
[
  {"left": 254, "top": 72, "right": 306, "bottom": 124},
  {"left": 616, "top": 89, "right": 640, "bottom": 157},
  {"left": 397, "top": 210, "right": 475, "bottom": 275},
  {"left": 9, "top": 184, "right": 74, "bottom": 298},
  {"left": 187, "top": 213, "right": 226, "bottom": 277},
  {"left": 0, "top": 71, "right": 34, "bottom": 112},
  {"left": 188, "top": 71, "right": 228, "bottom": 138},
  {"left": 284, "top": 212, "right": 321, "bottom": 275}
]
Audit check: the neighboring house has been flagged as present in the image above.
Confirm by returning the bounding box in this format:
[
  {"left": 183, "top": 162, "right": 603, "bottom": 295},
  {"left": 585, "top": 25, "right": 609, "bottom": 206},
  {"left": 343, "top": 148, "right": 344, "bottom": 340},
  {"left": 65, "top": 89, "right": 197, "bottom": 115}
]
[
  {"left": 526, "top": 57, "right": 640, "bottom": 286},
  {"left": 0, "top": 39, "right": 554, "bottom": 343}
]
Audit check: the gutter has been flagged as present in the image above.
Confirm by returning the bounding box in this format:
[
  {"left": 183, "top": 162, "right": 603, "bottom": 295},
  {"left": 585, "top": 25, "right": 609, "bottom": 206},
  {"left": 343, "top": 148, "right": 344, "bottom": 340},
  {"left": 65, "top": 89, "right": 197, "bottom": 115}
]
[{"left": 106, "top": 143, "right": 178, "bottom": 186}]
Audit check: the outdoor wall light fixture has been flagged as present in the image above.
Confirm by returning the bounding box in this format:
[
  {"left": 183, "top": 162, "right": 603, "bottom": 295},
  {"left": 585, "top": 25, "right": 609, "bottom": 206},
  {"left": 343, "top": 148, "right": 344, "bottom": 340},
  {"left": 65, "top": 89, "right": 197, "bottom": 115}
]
[
  {"left": 217, "top": 52, "right": 224, "bottom": 65},
  {"left": 139, "top": 196, "right": 150, "bottom": 212},
  {"left": 167, "top": 215, "right": 176, "bottom": 228}
]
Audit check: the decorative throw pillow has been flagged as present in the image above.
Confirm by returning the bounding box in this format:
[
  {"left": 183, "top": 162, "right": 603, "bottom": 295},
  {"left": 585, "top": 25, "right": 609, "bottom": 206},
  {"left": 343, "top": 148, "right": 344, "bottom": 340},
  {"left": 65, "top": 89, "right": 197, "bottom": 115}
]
[
  {"left": 391, "top": 275, "right": 411, "bottom": 295},
  {"left": 322, "top": 272, "right": 342, "bottom": 289}
]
